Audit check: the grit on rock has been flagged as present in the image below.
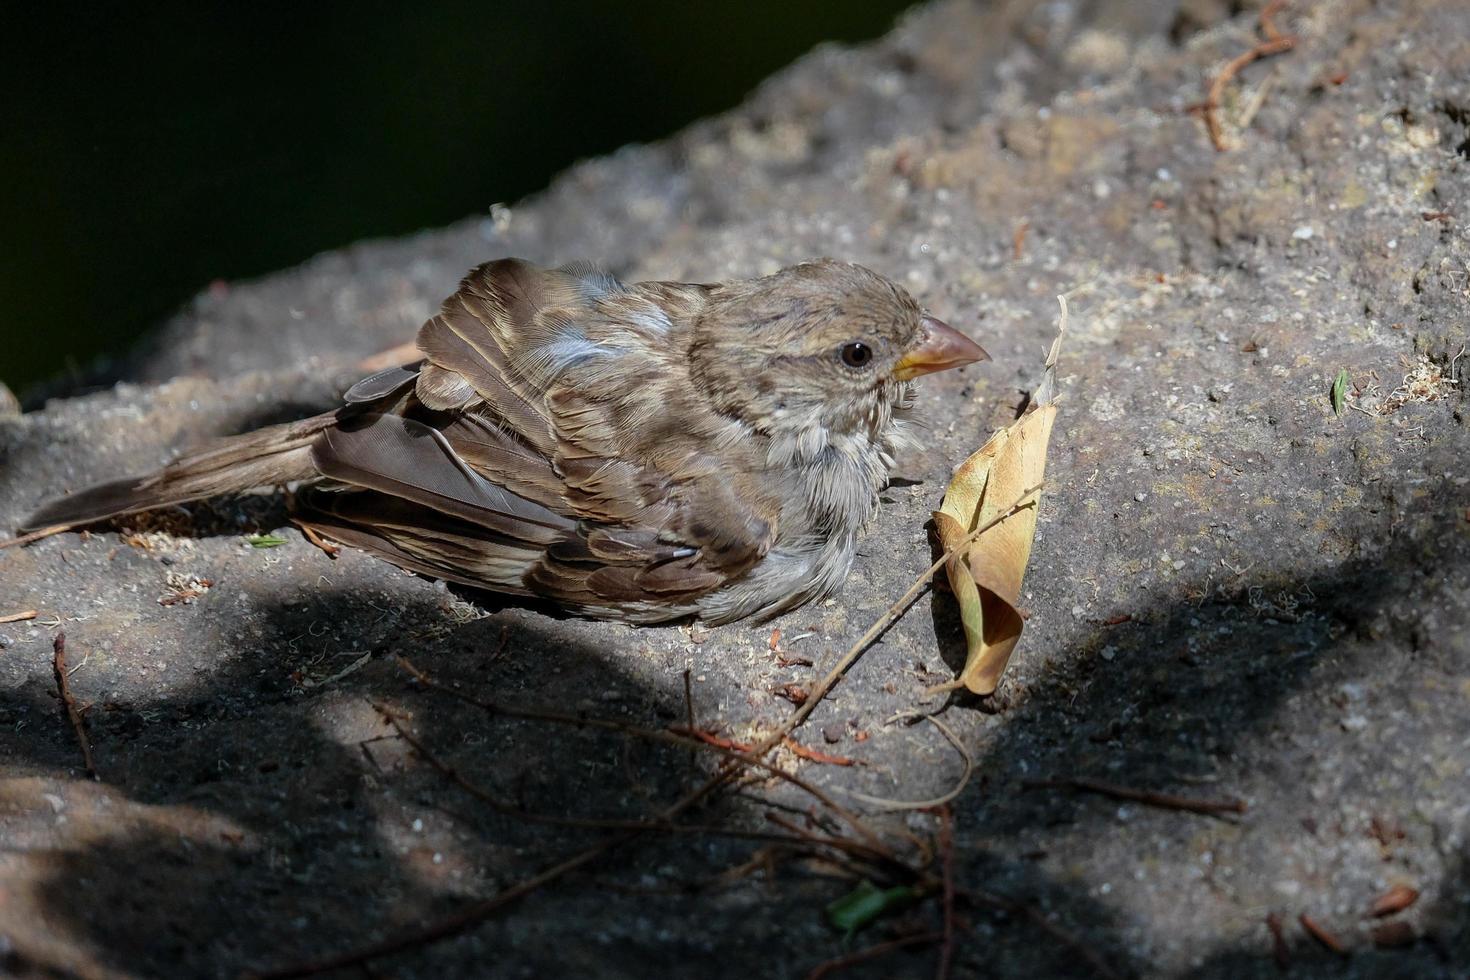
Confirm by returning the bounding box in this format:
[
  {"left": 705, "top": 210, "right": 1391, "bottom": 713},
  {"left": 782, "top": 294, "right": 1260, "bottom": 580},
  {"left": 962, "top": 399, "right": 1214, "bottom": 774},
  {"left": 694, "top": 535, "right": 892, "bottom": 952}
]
[{"left": 2, "top": 1, "right": 1467, "bottom": 977}]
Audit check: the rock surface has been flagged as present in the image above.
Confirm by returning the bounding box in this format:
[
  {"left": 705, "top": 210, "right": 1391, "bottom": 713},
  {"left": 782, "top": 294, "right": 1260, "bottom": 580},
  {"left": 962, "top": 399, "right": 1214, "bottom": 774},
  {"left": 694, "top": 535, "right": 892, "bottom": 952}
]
[{"left": 3, "top": 0, "right": 1469, "bottom": 977}]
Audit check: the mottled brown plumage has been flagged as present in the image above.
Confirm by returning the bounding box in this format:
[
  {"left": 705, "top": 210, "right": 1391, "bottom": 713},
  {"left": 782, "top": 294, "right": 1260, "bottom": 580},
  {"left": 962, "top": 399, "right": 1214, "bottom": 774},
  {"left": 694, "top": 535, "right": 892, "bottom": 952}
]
[{"left": 22, "top": 258, "right": 988, "bottom": 623}]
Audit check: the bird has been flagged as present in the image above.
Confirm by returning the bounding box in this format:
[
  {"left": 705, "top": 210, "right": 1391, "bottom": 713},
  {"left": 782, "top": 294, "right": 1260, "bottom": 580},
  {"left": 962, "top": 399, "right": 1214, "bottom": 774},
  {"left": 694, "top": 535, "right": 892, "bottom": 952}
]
[{"left": 20, "top": 257, "right": 988, "bottom": 624}]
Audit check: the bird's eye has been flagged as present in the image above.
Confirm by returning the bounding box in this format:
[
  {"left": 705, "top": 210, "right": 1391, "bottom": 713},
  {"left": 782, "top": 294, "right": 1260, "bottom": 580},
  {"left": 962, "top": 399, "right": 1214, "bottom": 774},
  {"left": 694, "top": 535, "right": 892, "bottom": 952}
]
[{"left": 839, "top": 342, "right": 873, "bottom": 368}]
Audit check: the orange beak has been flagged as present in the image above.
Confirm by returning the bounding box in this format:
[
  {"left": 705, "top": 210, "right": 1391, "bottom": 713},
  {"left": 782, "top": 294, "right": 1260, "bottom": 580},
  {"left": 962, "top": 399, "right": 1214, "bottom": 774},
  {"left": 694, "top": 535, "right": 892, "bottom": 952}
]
[{"left": 893, "top": 315, "right": 990, "bottom": 381}]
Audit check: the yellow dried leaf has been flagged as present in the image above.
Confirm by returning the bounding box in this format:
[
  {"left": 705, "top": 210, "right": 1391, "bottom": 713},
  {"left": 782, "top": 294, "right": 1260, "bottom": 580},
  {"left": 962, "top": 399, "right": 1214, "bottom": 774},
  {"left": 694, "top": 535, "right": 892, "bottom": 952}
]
[{"left": 933, "top": 301, "right": 1065, "bottom": 695}]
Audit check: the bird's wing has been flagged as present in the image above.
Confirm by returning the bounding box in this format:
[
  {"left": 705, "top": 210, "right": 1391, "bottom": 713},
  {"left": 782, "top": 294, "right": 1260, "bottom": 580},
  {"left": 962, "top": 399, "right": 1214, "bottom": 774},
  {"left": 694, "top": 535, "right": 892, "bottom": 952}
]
[{"left": 295, "top": 258, "right": 778, "bottom": 616}]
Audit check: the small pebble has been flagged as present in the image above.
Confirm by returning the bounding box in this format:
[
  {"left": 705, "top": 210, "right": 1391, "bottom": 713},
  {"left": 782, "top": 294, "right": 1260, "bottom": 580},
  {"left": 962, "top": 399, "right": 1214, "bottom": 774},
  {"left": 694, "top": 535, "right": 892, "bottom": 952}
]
[{"left": 822, "top": 723, "right": 844, "bottom": 745}]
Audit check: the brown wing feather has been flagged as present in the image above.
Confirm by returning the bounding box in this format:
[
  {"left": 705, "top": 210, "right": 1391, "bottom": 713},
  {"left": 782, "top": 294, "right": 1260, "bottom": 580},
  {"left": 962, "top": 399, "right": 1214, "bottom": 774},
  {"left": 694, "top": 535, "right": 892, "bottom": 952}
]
[
  {"left": 293, "top": 489, "right": 539, "bottom": 594},
  {"left": 310, "top": 413, "right": 570, "bottom": 544},
  {"left": 301, "top": 258, "right": 778, "bottom": 616}
]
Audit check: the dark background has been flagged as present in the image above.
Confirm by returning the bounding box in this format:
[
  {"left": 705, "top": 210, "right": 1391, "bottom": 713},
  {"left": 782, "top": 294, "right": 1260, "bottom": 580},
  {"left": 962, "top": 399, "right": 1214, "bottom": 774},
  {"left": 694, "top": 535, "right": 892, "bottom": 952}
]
[{"left": 1, "top": 2, "right": 912, "bottom": 394}]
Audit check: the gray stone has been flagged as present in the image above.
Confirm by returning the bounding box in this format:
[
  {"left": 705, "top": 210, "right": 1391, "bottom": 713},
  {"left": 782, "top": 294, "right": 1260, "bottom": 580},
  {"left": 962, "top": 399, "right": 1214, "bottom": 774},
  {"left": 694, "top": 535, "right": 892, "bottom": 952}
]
[{"left": 2, "top": 0, "right": 1468, "bottom": 977}]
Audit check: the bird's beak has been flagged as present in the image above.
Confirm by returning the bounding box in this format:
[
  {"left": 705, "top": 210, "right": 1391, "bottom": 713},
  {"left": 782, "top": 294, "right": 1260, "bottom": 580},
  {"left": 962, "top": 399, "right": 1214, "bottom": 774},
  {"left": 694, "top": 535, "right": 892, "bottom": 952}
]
[{"left": 893, "top": 315, "right": 990, "bottom": 381}]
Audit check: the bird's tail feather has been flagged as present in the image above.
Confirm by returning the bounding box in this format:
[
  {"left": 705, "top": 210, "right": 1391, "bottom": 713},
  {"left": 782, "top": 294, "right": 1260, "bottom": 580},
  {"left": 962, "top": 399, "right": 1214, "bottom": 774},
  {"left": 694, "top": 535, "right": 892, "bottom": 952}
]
[{"left": 19, "top": 412, "right": 337, "bottom": 533}]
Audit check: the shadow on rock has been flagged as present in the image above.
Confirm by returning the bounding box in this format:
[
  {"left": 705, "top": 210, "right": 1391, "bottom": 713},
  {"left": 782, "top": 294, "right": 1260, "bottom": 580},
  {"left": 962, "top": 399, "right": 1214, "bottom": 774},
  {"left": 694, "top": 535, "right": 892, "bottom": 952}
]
[{"left": 8, "top": 480, "right": 1469, "bottom": 978}]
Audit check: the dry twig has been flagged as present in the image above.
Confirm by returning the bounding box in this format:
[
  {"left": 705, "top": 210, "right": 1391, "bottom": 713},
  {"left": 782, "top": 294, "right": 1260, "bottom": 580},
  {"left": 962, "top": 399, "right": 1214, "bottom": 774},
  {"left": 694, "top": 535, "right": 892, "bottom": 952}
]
[
  {"left": 1368, "top": 883, "right": 1419, "bottom": 918},
  {"left": 1189, "top": 0, "right": 1298, "bottom": 151},
  {"left": 805, "top": 931, "right": 944, "bottom": 980},
  {"left": 683, "top": 668, "right": 697, "bottom": 772},
  {"left": 959, "top": 894, "right": 1120, "bottom": 980},
  {"left": 0, "top": 609, "right": 39, "bottom": 624},
  {"left": 1022, "top": 776, "right": 1246, "bottom": 816},
  {"left": 370, "top": 703, "right": 888, "bottom": 859},
  {"left": 846, "top": 716, "right": 973, "bottom": 812},
  {"left": 396, "top": 658, "right": 889, "bottom": 851},
  {"left": 293, "top": 521, "right": 341, "bottom": 558},
  {"left": 1299, "top": 913, "right": 1348, "bottom": 955},
  {"left": 754, "top": 485, "right": 1043, "bottom": 756},
  {"left": 936, "top": 805, "right": 957, "bottom": 980},
  {"left": 51, "top": 632, "right": 95, "bottom": 778},
  {"left": 1266, "top": 912, "right": 1291, "bottom": 969},
  {"left": 0, "top": 524, "right": 71, "bottom": 549},
  {"left": 261, "top": 486, "right": 1049, "bottom": 977}
]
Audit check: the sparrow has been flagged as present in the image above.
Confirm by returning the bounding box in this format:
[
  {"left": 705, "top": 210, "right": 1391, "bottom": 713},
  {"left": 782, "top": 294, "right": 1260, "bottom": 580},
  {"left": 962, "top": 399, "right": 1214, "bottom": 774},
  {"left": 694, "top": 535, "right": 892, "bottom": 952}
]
[{"left": 21, "top": 258, "right": 988, "bottom": 623}]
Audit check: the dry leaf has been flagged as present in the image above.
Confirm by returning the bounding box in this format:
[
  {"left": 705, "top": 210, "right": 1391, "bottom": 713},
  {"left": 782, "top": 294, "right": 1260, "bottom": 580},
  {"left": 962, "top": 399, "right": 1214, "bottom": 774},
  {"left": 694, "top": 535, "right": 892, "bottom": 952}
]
[
  {"left": 932, "top": 298, "right": 1065, "bottom": 695},
  {"left": 1368, "top": 883, "right": 1419, "bottom": 918}
]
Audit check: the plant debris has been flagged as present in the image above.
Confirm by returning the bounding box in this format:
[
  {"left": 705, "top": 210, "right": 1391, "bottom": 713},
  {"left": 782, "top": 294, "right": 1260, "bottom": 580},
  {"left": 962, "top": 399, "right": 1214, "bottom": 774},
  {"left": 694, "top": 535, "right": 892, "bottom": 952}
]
[
  {"left": 1188, "top": 0, "right": 1298, "bottom": 151},
  {"left": 930, "top": 299, "right": 1063, "bottom": 695},
  {"left": 1266, "top": 912, "right": 1290, "bottom": 969},
  {"left": 1371, "top": 920, "right": 1417, "bottom": 947},
  {"left": 1022, "top": 776, "right": 1246, "bottom": 817},
  {"left": 1299, "top": 913, "right": 1347, "bottom": 955},
  {"left": 246, "top": 533, "right": 288, "bottom": 548},
  {"left": 825, "top": 880, "right": 920, "bottom": 938},
  {"left": 1368, "top": 883, "right": 1419, "bottom": 918},
  {"left": 804, "top": 931, "right": 943, "bottom": 980},
  {"left": 1337, "top": 350, "right": 1462, "bottom": 418},
  {"left": 295, "top": 521, "right": 342, "bottom": 558},
  {"left": 157, "top": 572, "right": 214, "bottom": 606},
  {"left": 51, "top": 632, "right": 96, "bottom": 779},
  {"left": 1331, "top": 368, "right": 1349, "bottom": 415},
  {"left": 772, "top": 683, "right": 810, "bottom": 706}
]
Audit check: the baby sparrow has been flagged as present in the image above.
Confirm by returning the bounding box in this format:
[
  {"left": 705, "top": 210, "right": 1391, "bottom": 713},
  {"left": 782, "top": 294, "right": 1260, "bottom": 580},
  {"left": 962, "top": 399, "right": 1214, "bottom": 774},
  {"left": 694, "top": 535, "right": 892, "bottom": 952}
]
[{"left": 22, "top": 258, "right": 987, "bottom": 623}]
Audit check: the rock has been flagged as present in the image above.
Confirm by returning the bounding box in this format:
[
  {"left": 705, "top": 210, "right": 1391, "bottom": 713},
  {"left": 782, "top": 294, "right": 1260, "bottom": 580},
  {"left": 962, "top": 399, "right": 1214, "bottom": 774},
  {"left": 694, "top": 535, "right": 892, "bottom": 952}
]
[{"left": 3, "top": 1, "right": 1469, "bottom": 977}]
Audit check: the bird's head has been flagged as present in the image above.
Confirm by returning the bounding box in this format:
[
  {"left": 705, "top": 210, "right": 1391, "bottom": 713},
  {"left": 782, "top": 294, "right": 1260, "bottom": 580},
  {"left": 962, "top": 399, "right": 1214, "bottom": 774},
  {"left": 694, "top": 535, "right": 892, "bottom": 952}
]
[{"left": 691, "top": 259, "right": 988, "bottom": 456}]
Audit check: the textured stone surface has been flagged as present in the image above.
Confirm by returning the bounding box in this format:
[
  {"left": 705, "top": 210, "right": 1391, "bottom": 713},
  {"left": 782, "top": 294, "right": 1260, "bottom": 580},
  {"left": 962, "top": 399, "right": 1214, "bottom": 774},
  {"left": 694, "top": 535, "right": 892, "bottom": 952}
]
[{"left": 3, "top": 0, "right": 1469, "bottom": 977}]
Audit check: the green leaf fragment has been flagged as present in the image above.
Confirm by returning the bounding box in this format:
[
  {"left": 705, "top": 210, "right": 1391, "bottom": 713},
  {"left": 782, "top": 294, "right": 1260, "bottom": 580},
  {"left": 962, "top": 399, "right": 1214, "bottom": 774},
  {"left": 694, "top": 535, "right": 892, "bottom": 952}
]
[
  {"left": 825, "top": 880, "right": 919, "bottom": 938},
  {"left": 1330, "top": 369, "right": 1349, "bottom": 415},
  {"left": 247, "top": 534, "right": 288, "bottom": 548}
]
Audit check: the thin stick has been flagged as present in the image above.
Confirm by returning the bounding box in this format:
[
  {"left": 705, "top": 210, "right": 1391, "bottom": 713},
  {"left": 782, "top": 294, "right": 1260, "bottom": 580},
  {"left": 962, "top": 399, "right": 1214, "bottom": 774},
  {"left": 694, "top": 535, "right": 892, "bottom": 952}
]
[
  {"left": 373, "top": 704, "right": 890, "bottom": 861},
  {"left": 683, "top": 668, "right": 696, "bottom": 773},
  {"left": 298, "top": 651, "right": 373, "bottom": 690},
  {"left": 1022, "top": 777, "right": 1246, "bottom": 816},
  {"left": 51, "top": 632, "right": 95, "bottom": 778},
  {"left": 782, "top": 738, "right": 862, "bottom": 768},
  {"left": 1259, "top": 0, "right": 1287, "bottom": 41},
  {"left": 955, "top": 885, "right": 1122, "bottom": 980},
  {"left": 0, "top": 524, "right": 71, "bottom": 549},
  {"left": 258, "top": 724, "right": 763, "bottom": 978},
  {"left": 671, "top": 727, "right": 862, "bottom": 767},
  {"left": 0, "top": 609, "right": 39, "bottom": 624},
  {"left": 1266, "top": 912, "right": 1291, "bottom": 969},
  {"left": 805, "top": 931, "right": 944, "bottom": 980},
  {"left": 1012, "top": 902, "right": 1120, "bottom": 980},
  {"left": 396, "top": 658, "right": 893, "bottom": 857},
  {"left": 751, "top": 485, "right": 1043, "bottom": 754},
  {"left": 253, "top": 834, "right": 623, "bottom": 979},
  {"left": 293, "top": 521, "right": 341, "bottom": 559},
  {"left": 936, "top": 805, "right": 956, "bottom": 980},
  {"left": 1190, "top": 0, "right": 1297, "bottom": 151},
  {"left": 1012, "top": 219, "right": 1030, "bottom": 262},
  {"left": 1299, "top": 913, "right": 1347, "bottom": 955},
  {"left": 846, "top": 716, "right": 972, "bottom": 812},
  {"left": 263, "top": 486, "right": 1041, "bottom": 977}
]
